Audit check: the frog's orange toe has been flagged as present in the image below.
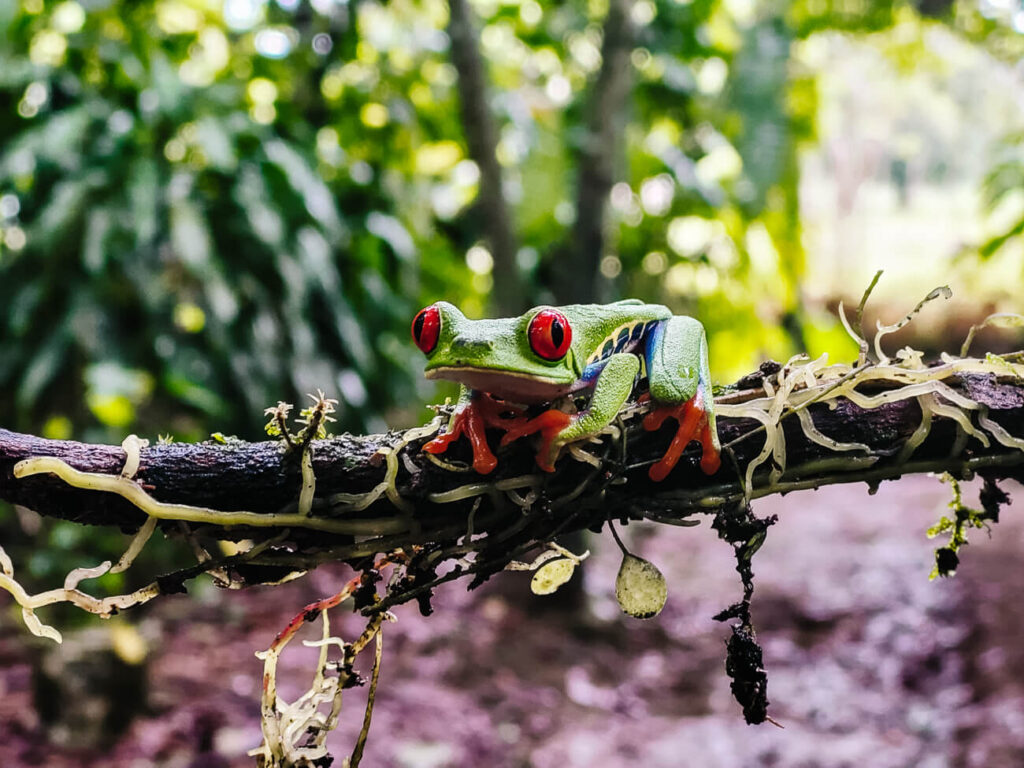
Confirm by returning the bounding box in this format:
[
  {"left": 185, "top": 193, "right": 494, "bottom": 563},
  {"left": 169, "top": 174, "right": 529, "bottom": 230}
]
[
  {"left": 698, "top": 418, "right": 721, "bottom": 475},
  {"left": 424, "top": 395, "right": 573, "bottom": 475},
  {"left": 644, "top": 396, "right": 720, "bottom": 481},
  {"left": 536, "top": 412, "right": 572, "bottom": 473},
  {"left": 423, "top": 400, "right": 498, "bottom": 474},
  {"left": 498, "top": 409, "right": 570, "bottom": 446},
  {"left": 423, "top": 429, "right": 460, "bottom": 453}
]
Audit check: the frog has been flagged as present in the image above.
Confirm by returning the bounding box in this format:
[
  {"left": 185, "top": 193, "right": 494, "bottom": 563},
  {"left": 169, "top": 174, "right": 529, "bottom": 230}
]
[{"left": 411, "top": 299, "right": 720, "bottom": 482}]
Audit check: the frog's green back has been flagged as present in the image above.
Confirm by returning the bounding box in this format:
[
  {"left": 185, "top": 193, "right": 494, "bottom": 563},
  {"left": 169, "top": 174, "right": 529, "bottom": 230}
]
[{"left": 558, "top": 302, "right": 671, "bottom": 373}]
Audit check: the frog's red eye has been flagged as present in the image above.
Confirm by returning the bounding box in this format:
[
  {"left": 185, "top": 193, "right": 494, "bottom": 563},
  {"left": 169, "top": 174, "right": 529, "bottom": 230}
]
[
  {"left": 528, "top": 309, "right": 572, "bottom": 362},
  {"left": 412, "top": 305, "right": 441, "bottom": 354}
]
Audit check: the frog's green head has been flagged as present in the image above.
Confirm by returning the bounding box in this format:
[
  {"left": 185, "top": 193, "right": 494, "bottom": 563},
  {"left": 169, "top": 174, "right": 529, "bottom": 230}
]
[{"left": 411, "top": 302, "right": 581, "bottom": 402}]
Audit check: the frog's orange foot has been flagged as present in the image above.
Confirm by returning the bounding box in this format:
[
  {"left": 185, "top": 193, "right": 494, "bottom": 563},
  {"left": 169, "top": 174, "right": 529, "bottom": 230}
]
[
  {"left": 424, "top": 402, "right": 497, "bottom": 474},
  {"left": 643, "top": 395, "right": 720, "bottom": 482},
  {"left": 498, "top": 409, "right": 572, "bottom": 473},
  {"left": 423, "top": 395, "right": 526, "bottom": 475}
]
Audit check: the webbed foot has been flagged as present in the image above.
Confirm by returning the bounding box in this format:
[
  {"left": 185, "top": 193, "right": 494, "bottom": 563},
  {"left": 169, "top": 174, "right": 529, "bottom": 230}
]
[
  {"left": 423, "top": 394, "right": 526, "bottom": 474},
  {"left": 643, "top": 392, "right": 720, "bottom": 481},
  {"left": 423, "top": 394, "right": 572, "bottom": 474}
]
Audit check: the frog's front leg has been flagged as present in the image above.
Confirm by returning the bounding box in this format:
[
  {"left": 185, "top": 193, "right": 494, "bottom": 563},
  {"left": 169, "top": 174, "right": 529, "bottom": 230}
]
[
  {"left": 423, "top": 387, "right": 526, "bottom": 474},
  {"left": 514, "top": 353, "right": 640, "bottom": 472},
  {"left": 643, "top": 315, "right": 720, "bottom": 481}
]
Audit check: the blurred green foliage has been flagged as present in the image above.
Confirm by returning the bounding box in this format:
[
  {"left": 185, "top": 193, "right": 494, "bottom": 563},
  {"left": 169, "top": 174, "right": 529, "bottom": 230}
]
[
  {"left": 0, "top": 0, "right": 473, "bottom": 441},
  {"left": 977, "top": 130, "right": 1024, "bottom": 260},
  {"left": 0, "top": 0, "right": 1020, "bottom": 444}
]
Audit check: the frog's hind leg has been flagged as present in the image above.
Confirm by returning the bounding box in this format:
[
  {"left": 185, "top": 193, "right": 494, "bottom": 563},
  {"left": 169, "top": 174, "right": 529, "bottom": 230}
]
[{"left": 643, "top": 316, "right": 720, "bottom": 481}]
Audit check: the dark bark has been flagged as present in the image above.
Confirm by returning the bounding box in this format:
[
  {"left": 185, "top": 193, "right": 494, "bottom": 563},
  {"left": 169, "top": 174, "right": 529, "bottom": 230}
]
[
  {"left": 3, "top": 373, "right": 1023, "bottom": 558},
  {"left": 447, "top": 0, "right": 524, "bottom": 315}
]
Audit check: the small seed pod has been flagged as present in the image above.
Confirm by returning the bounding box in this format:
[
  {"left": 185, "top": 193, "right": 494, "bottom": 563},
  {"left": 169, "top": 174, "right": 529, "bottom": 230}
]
[
  {"left": 615, "top": 553, "right": 668, "bottom": 619},
  {"left": 531, "top": 558, "right": 577, "bottom": 595}
]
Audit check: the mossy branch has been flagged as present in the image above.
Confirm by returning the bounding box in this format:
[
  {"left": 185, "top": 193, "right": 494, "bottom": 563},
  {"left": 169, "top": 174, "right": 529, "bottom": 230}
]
[{"left": 2, "top": 360, "right": 1023, "bottom": 568}]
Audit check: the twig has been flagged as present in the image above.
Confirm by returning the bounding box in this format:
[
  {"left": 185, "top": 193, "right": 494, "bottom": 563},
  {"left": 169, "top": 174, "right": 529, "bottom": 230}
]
[{"left": 349, "top": 626, "right": 384, "bottom": 768}]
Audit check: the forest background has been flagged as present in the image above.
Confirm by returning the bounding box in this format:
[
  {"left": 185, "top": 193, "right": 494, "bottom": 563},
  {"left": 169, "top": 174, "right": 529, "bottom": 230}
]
[{"left": 0, "top": 0, "right": 1023, "bottom": 765}]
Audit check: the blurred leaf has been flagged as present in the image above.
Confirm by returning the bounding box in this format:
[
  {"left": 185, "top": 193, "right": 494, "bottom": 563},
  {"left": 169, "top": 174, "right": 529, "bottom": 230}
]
[
  {"left": 235, "top": 164, "right": 285, "bottom": 248},
  {"left": 162, "top": 370, "right": 229, "bottom": 416},
  {"left": 195, "top": 115, "right": 238, "bottom": 172},
  {"left": 365, "top": 212, "right": 415, "bottom": 262},
  {"left": 128, "top": 158, "right": 160, "bottom": 247},
  {"left": 31, "top": 173, "right": 101, "bottom": 249},
  {"left": 82, "top": 207, "right": 113, "bottom": 274},
  {"left": 16, "top": 325, "right": 70, "bottom": 411},
  {"left": 169, "top": 193, "right": 213, "bottom": 270},
  {"left": 265, "top": 139, "right": 345, "bottom": 241},
  {"left": 979, "top": 216, "right": 1024, "bottom": 259},
  {"left": 7, "top": 283, "right": 44, "bottom": 336}
]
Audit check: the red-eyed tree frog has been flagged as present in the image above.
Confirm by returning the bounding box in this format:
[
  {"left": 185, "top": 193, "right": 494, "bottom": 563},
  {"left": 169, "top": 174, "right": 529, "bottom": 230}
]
[{"left": 411, "top": 300, "right": 720, "bottom": 482}]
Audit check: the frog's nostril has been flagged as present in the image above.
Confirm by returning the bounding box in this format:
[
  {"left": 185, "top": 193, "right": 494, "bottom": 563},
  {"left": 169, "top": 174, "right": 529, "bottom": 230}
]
[{"left": 453, "top": 337, "right": 493, "bottom": 352}]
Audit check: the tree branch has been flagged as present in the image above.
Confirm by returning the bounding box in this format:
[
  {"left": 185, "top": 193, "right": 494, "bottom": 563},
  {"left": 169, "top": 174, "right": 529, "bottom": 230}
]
[
  {"left": 3, "top": 366, "right": 1023, "bottom": 570},
  {"left": 446, "top": 0, "right": 524, "bottom": 314}
]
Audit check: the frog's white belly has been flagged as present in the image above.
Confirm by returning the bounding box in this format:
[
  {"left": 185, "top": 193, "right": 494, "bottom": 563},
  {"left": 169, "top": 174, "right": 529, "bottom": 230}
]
[{"left": 425, "top": 366, "right": 585, "bottom": 403}]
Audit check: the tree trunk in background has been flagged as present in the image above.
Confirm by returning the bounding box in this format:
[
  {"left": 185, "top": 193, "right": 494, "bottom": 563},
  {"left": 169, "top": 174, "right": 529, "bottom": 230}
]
[
  {"left": 557, "top": 0, "right": 634, "bottom": 305},
  {"left": 447, "top": 0, "right": 525, "bottom": 316}
]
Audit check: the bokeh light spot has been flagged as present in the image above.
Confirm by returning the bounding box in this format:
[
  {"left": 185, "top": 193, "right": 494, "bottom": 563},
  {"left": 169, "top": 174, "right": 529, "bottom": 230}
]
[
  {"left": 3, "top": 226, "right": 27, "bottom": 251},
  {"left": 29, "top": 30, "right": 67, "bottom": 67},
  {"left": 466, "top": 245, "right": 494, "bottom": 275},
  {"left": 174, "top": 302, "right": 207, "bottom": 333},
  {"left": 360, "top": 103, "right": 389, "bottom": 128},
  {"left": 600, "top": 255, "right": 622, "bottom": 279},
  {"left": 312, "top": 33, "right": 333, "bottom": 54},
  {"left": 51, "top": 2, "right": 86, "bottom": 34}
]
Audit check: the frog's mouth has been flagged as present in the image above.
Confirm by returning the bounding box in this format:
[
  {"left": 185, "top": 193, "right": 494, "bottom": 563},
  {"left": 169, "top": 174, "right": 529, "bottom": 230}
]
[{"left": 424, "top": 366, "right": 579, "bottom": 404}]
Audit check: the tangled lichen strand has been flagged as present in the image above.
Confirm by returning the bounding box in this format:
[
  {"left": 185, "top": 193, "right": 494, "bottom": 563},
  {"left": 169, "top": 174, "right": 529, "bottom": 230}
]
[
  {"left": 0, "top": 436, "right": 164, "bottom": 641},
  {"left": 715, "top": 348, "right": 1024, "bottom": 504},
  {"left": 328, "top": 416, "right": 446, "bottom": 515},
  {"left": 12, "top": 456, "right": 409, "bottom": 536},
  {"left": 249, "top": 570, "right": 390, "bottom": 768}
]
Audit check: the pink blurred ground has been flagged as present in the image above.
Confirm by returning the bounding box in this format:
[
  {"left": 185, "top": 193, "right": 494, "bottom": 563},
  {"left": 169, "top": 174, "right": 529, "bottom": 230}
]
[{"left": 2, "top": 475, "right": 1024, "bottom": 767}]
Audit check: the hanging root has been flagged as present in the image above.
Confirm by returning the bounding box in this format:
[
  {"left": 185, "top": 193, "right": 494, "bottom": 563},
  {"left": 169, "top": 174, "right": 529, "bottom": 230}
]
[
  {"left": 249, "top": 560, "right": 395, "bottom": 768},
  {"left": 1, "top": 435, "right": 162, "bottom": 641}
]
